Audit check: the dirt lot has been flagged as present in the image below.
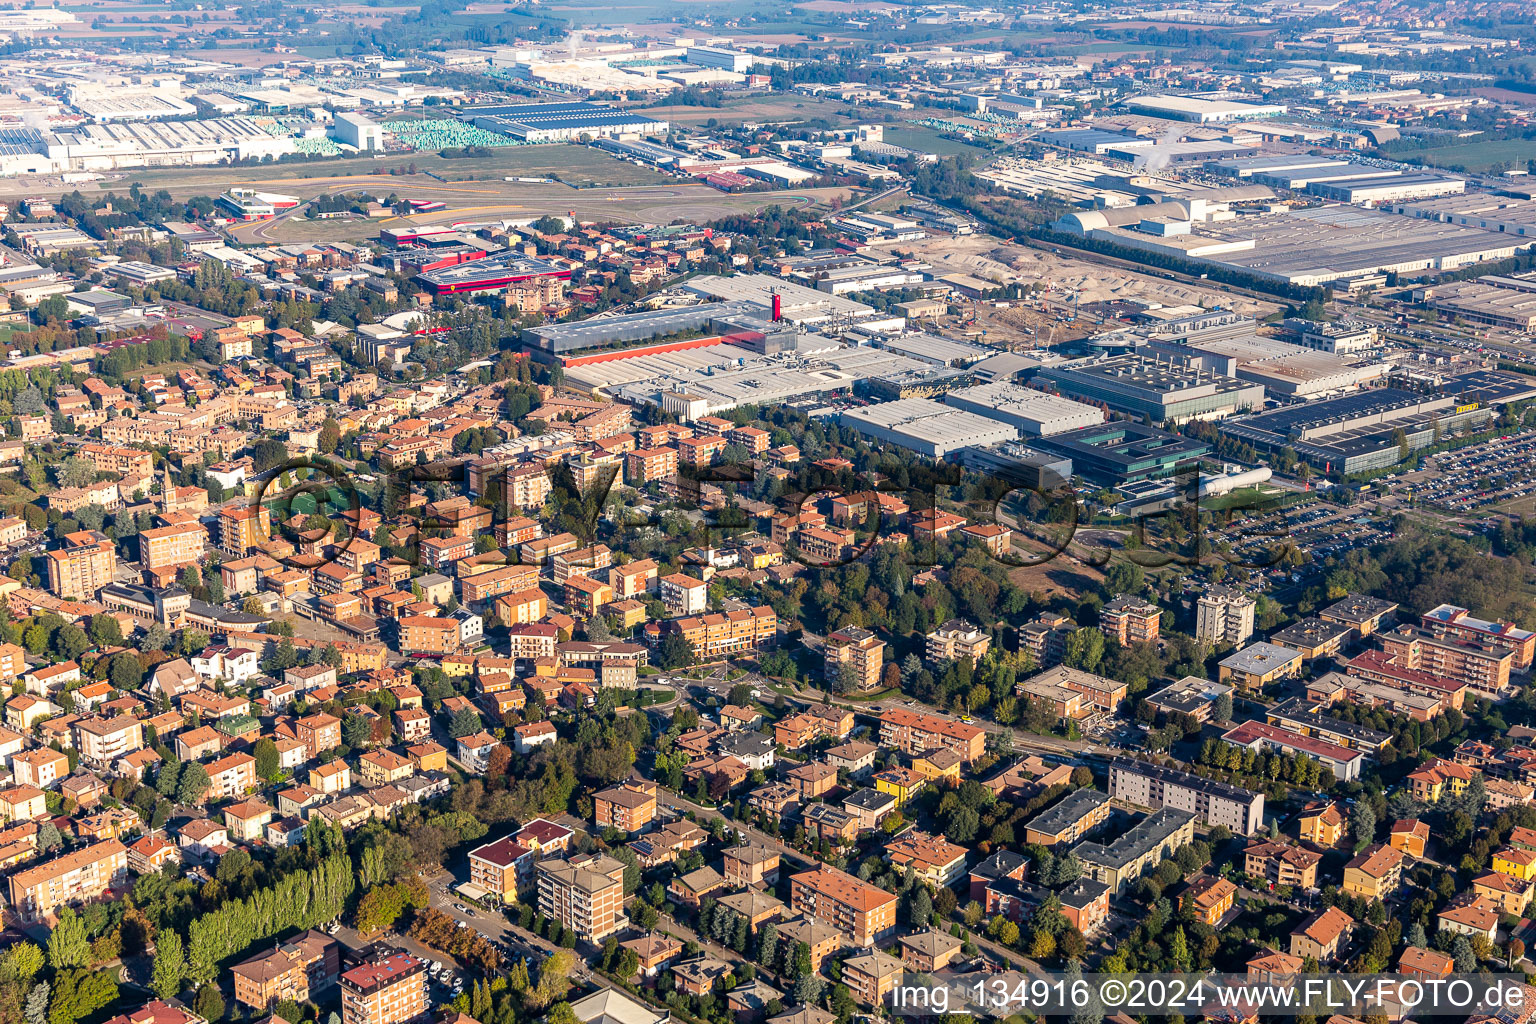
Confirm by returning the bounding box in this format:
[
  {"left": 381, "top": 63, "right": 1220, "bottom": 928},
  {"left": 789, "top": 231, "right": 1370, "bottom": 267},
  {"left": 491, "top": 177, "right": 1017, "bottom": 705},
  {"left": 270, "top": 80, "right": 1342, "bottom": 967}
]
[
  {"left": 899, "top": 234, "right": 1282, "bottom": 319},
  {"left": 1006, "top": 539, "right": 1106, "bottom": 599}
]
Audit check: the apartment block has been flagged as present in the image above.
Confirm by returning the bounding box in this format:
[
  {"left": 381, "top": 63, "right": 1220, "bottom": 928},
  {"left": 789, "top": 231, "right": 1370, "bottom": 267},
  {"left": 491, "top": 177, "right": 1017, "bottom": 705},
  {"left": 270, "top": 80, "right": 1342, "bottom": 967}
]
[
  {"left": 339, "top": 951, "right": 427, "bottom": 1024},
  {"left": 626, "top": 446, "right": 678, "bottom": 485},
  {"left": 1422, "top": 603, "right": 1536, "bottom": 668},
  {"left": 1196, "top": 586, "right": 1255, "bottom": 647},
  {"left": 788, "top": 864, "right": 898, "bottom": 947},
  {"left": 824, "top": 627, "right": 885, "bottom": 692},
  {"left": 1378, "top": 626, "right": 1515, "bottom": 700},
  {"left": 46, "top": 530, "right": 117, "bottom": 600},
  {"left": 1106, "top": 757, "right": 1264, "bottom": 834},
  {"left": 140, "top": 521, "right": 208, "bottom": 573},
  {"left": 663, "top": 606, "right": 778, "bottom": 661},
  {"left": 7, "top": 839, "right": 128, "bottom": 921},
  {"left": 81, "top": 443, "right": 154, "bottom": 476},
  {"left": 398, "top": 616, "right": 460, "bottom": 655},
  {"left": 658, "top": 572, "right": 708, "bottom": 616},
  {"left": 537, "top": 853, "right": 628, "bottom": 942},
  {"left": 877, "top": 708, "right": 986, "bottom": 763},
  {"left": 72, "top": 716, "right": 144, "bottom": 768},
  {"left": 925, "top": 619, "right": 990, "bottom": 664},
  {"left": 1100, "top": 596, "right": 1161, "bottom": 646},
  {"left": 468, "top": 835, "right": 533, "bottom": 903},
  {"left": 218, "top": 505, "right": 272, "bottom": 557},
  {"left": 231, "top": 930, "right": 342, "bottom": 1010},
  {"left": 593, "top": 780, "right": 657, "bottom": 834}
]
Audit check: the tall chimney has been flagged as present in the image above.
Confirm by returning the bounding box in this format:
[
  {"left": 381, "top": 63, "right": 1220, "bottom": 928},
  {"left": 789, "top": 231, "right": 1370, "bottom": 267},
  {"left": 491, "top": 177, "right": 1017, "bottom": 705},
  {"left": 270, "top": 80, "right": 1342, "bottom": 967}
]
[{"left": 771, "top": 291, "right": 782, "bottom": 322}]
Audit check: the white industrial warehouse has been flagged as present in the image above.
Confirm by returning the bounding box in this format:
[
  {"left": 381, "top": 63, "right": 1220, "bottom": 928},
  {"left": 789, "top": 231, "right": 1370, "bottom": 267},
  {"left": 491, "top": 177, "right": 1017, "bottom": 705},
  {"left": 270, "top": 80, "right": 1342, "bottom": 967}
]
[
  {"left": 841, "top": 398, "right": 1019, "bottom": 457},
  {"left": 942, "top": 382, "right": 1106, "bottom": 436}
]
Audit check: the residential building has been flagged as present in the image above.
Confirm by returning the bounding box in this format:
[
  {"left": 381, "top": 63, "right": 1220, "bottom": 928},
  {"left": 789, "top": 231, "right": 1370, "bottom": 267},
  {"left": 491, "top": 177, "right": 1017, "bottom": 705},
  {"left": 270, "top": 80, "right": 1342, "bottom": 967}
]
[
  {"left": 1297, "top": 802, "right": 1347, "bottom": 847},
  {"left": 1106, "top": 757, "right": 1264, "bottom": 834},
  {"left": 46, "top": 531, "right": 117, "bottom": 599},
  {"left": 877, "top": 708, "right": 986, "bottom": 763},
  {"left": 841, "top": 950, "right": 904, "bottom": 1008},
  {"left": 1022, "top": 788, "right": 1111, "bottom": 846},
  {"left": 593, "top": 780, "right": 657, "bottom": 833},
  {"left": 339, "top": 951, "right": 427, "bottom": 1024},
  {"left": 468, "top": 835, "right": 533, "bottom": 903},
  {"left": 883, "top": 830, "right": 967, "bottom": 887},
  {"left": 1390, "top": 819, "right": 1430, "bottom": 859},
  {"left": 1342, "top": 843, "right": 1404, "bottom": 899},
  {"left": 231, "top": 930, "right": 342, "bottom": 1010},
  {"left": 7, "top": 838, "right": 128, "bottom": 921},
  {"left": 1075, "top": 807, "right": 1197, "bottom": 894},
  {"left": 537, "top": 853, "right": 628, "bottom": 942},
  {"left": 788, "top": 864, "right": 898, "bottom": 947},
  {"left": 824, "top": 627, "right": 886, "bottom": 692},
  {"left": 925, "top": 619, "right": 990, "bottom": 664},
  {"left": 1182, "top": 875, "right": 1237, "bottom": 926},
  {"left": 1100, "top": 596, "right": 1161, "bottom": 646},
  {"left": 1244, "top": 840, "right": 1322, "bottom": 889},
  {"left": 1289, "top": 906, "right": 1354, "bottom": 962},
  {"left": 1197, "top": 586, "right": 1255, "bottom": 647}
]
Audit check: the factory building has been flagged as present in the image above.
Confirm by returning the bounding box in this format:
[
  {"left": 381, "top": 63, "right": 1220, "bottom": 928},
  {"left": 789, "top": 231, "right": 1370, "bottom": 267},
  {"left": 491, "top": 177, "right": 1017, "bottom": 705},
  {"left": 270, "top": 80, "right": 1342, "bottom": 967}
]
[
  {"left": 520, "top": 301, "right": 762, "bottom": 355},
  {"left": 840, "top": 398, "right": 1017, "bottom": 458},
  {"left": 464, "top": 101, "right": 668, "bottom": 142},
  {"left": 1055, "top": 204, "right": 1528, "bottom": 289},
  {"left": 1309, "top": 173, "right": 1466, "bottom": 205},
  {"left": 1391, "top": 195, "right": 1536, "bottom": 238},
  {"left": 1028, "top": 421, "right": 1210, "bottom": 487},
  {"left": 1414, "top": 276, "right": 1536, "bottom": 333},
  {"left": 1037, "top": 355, "right": 1265, "bottom": 424},
  {"left": 1122, "top": 95, "right": 1288, "bottom": 122},
  {"left": 942, "top": 382, "right": 1105, "bottom": 436},
  {"left": 686, "top": 46, "right": 753, "bottom": 73},
  {"left": 0, "top": 120, "right": 297, "bottom": 177},
  {"left": 1219, "top": 388, "right": 1492, "bottom": 474},
  {"left": 334, "top": 112, "right": 383, "bottom": 152},
  {"left": 414, "top": 256, "right": 570, "bottom": 297}
]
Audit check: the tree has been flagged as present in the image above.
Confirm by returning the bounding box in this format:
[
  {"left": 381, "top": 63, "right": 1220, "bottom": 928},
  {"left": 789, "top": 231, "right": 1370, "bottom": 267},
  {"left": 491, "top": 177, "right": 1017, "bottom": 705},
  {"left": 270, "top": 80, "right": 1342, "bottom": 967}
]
[
  {"left": 109, "top": 652, "right": 143, "bottom": 691},
  {"left": 1453, "top": 935, "right": 1477, "bottom": 973},
  {"left": 1213, "top": 691, "right": 1234, "bottom": 723},
  {"left": 448, "top": 706, "right": 482, "bottom": 739},
  {"left": 48, "top": 908, "right": 90, "bottom": 969},
  {"left": 142, "top": 624, "right": 171, "bottom": 652},
  {"left": 53, "top": 624, "right": 90, "bottom": 661},
  {"left": 179, "top": 629, "right": 209, "bottom": 657},
  {"left": 252, "top": 738, "right": 281, "bottom": 781},
  {"left": 57, "top": 457, "right": 97, "bottom": 490},
  {"left": 88, "top": 614, "right": 122, "bottom": 648},
  {"left": 176, "top": 761, "right": 210, "bottom": 804},
  {"left": 1063, "top": 628, "right": 1105, "bottom": 673},
  {"left": 23, "top": 982, "right": 47, "bottom": 1024},
  {"left": 49, "top": 968, "right": 119, "bottom": 1024},
  {"left": 1351, "top": 804, "right": 1376, "bottom": 847},
  {"left": 319, "top": 418, "right": 341, "bottom": 453},
  {"left": 193, "top": 984, "right": 225, "bottom": 1023},
  {"left": 658, "top": 632, "right": 695, "bottom": 670},
  {"left": 343, "top": 713, "right": 370, "bottom": 749},
  {"left": 152, "top": 930, "right": 185, "bottom": 999}
]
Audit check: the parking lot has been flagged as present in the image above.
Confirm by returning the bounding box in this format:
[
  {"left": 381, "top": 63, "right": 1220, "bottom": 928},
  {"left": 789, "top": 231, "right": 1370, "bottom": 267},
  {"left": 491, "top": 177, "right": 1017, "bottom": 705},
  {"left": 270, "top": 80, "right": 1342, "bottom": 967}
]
[
  {"left": 1398, "top": 430, "right": 1536, "bottom": 512},
  {"left": 1209, "top": 498, "right": 1394, "bottom": 571}
]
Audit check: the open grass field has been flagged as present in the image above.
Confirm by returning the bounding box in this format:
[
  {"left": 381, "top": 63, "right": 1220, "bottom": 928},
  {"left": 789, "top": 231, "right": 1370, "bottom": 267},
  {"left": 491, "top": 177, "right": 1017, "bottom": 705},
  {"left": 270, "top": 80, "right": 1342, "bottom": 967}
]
[
  {"left": 642, "top": 94, "right": 854, "bottom": 126},
  {"left": 1402, "top": 138, "right": 1536, "bottom": 173},
  {"left": 882, "top": 125, "right": 996, "bottom": 158},
  {"left": 217, "top": 176, "right": 855, "bottom": 243},
  {"left": 0, "top": 145, "right": 677, "bottom": 202}
]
